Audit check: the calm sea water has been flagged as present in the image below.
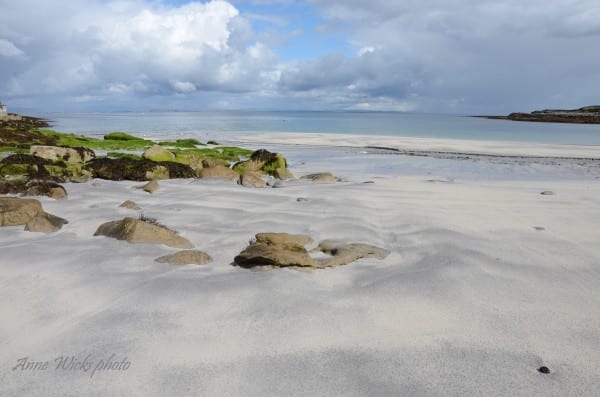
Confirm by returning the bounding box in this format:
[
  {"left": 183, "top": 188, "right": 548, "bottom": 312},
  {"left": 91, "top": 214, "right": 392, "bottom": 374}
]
[{"left": 40, "top": 111, "right": 600, "bottom": 145}]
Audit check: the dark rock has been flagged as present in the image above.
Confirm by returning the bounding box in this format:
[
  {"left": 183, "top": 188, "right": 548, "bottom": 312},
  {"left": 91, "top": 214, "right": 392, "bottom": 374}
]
[
  {"left": 86, "top": 157, "right": 194, "bottom": 181},
  {"left": 538, "top": 366, "right": 550, "bottom": 374},
  {"left": 540, "top": 191, "right": 555, "bottom": 196}
]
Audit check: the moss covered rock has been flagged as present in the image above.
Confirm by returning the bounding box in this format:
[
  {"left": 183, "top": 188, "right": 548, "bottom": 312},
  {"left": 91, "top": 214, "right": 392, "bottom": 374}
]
[{"left": 85, "top": 157, "right": 195, "bottom": 181}]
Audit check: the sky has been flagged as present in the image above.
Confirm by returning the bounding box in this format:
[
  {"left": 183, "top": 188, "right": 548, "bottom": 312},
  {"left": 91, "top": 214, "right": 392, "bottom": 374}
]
[{"left": 1, "top": 0, "right": 599, "bottom": 114}]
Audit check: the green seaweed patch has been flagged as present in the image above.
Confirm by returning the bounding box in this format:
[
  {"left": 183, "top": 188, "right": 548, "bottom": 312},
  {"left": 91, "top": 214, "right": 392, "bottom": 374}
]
[
  {"left": 0, "top": 146, "right": 27, "bottom": 154},
  {"left": 104, "top": 132, "right": 146, "bottom": 141},
  {"left": 171, "top": 146, "right": 252, "bottom": 163},
  {"left": 261, "top": 153, "right": 287, "bottom": 175},
  {"left": 39, "top": 129, "right": 152, "bottom": 150},
  {"left": 158, "top": 138, "right": 203, "bottom": 148},
  {"left": 107, "top": 152, "right": 142, "bottom": 160}
]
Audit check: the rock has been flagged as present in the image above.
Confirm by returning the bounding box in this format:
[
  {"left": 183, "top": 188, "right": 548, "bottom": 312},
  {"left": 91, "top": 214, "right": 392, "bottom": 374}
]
[
  {"left": 155, "top": 250, "right": 213, "bottom": 265},
  {"left": 142, "top": 144, "right": 175, "bottom": 162},
  {"left": 119, "top": 200, "right": 141, "bottom": 210},
  {"left": 86, "top": 157, "right": 195, "bottom": 181},
  {"left": 145, "top": 165, "right": 170, "bottom": 180},
  {"left": 272, "top": 167, "right": 294, "bottom": 180},
  {"left": 538, "top": 366, "right": 550, "bottom": 374},
  {"left": 234, "top": 233, "right": 317, "bottom": 269},
  {"left": 540, "top": 191, "right": 555, "bottom": 195},
  {"left": 94, "top": 217, "right": 193, "bottom": 249},
  {"left": 533, "top": 226, "right": 545, "bottom": 231},
  {"left": 239, "top": 173, "right": 266, "bottom": 188},
  {"left": 316, "top": 240, "right": 390, "bottom": 268},
  {"left": 296, "top": 197, "right": 309, "bottom": 202},
  {"left": 271, "top": 180, "right": 284, "bottom": 188},
  {"left": 30, "top": 145, "right": 95, "bottom": 163},
  {"left": 22, "top": 181, "right": 67, "bottom": 200},
  {"left": 141, "top": 180, "right": 159, "bottom": 193},
  {"left": 199, "top": 165, "right": 240, "bottom": 182},
  {"left": 24, "top": 212, "right": 68, "bottom": 233},
  {"left": 0, "top": 197, "right": 44, "bottom": 226},
  {"left": 300, "top": 172, "right": 335, "bottom": 184}
]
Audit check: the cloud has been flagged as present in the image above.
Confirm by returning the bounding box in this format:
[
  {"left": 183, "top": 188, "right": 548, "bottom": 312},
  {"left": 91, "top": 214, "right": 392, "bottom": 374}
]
[
  {"left": 0, "top": 39, "right": 25, "bottom": 58},
  {"left": 1, "top": 0, "right": 599, "bottom": 112},
  {"left": 0, "top": 0, "right": 279, "bottom": 108}
]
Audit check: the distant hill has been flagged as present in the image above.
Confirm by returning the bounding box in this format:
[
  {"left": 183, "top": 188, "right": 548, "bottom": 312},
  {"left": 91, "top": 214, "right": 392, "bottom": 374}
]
[{"left": 481, "top": 106, "right": 600, "bottom": 124}]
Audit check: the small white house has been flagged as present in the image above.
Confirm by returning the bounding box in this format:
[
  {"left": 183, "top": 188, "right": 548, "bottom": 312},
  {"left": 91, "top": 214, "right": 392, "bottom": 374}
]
[{"left": 0, "top": 101, "right": 7, "bottom": 116}]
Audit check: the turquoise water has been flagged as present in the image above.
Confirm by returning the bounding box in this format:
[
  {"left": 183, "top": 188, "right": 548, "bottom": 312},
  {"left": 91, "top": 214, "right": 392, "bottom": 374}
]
[{"left": 40, "top": 111, "right": 600, "bottom": 145}]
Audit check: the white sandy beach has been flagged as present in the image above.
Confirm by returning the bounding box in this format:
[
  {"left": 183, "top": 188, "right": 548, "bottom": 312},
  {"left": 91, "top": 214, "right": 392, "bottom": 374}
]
[{"left": 1, "top": 135, "right": 600, "bottom": 396}]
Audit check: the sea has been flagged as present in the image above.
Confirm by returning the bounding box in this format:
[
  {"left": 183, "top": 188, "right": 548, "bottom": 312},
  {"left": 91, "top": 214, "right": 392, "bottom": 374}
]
[{"left": 39, "top": 111, "right": 600, "bottom": 145}]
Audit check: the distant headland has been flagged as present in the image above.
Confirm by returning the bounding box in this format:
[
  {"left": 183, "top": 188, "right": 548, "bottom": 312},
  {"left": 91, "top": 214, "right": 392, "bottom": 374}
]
[{"left": 479, "top": 106, "right": 600, "bottom": 124}]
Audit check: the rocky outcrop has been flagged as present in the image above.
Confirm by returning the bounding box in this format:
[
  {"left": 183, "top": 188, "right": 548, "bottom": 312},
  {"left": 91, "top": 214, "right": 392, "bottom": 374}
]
[
  {"left": 483, "top": 106, "right": 600, "bottom": 124},
  {"left": 232, "top": 149, "right": 292, "bottom": 179},
  {"left": 86, "top": 157, "right": 195, "bottom": 181},
  {"left": 300, "top": 172, "right": 335, "bottom": 184},
  {"left": 155, "top": 250, "right": 213, "bottom": 265},
  {"left": 199, "top": 165, "right": 240, "bottom": 182},
  {"left": 234, "top": 233, "right": 317, "bottom": 269},
  {"left": 22, "top": 181, "right": 67, "bottom": 200},
  {"left": 30, "top": 145, "right": 95, "bottom": 163},
  {"left": 0, "top": 197, "right": 44, "bottom": 226},
  {"left": 94, "top": 217, "right": 193, "bottom": 248},
  {"left": 24, "top": 212, "right": 68, "bottom": 233}
]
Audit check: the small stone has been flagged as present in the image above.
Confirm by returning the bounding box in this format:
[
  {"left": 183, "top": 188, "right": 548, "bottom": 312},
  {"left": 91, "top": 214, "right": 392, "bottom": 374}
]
[
  {"left": 537, "top": 366, "right": 550, "bottom": 374},
  {"left": 540, "top": 191, "right": 555, "bottom": 196},
  {"left": 296, "top": 197, "right": 309, "bottom": 202},
  {"left": 120, "top": 200, "right": 141, "bottom": 210},
  {"left": 141, "top": 180, "right": 159, "bottom": 193},
  {"left": 533, "top": 226, "right": 545, "bottom": 231}
]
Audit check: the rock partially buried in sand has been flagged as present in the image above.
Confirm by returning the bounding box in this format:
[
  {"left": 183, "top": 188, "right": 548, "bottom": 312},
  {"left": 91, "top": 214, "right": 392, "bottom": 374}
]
[
  {"left": 22, "top": 181, "right": 67, "bottom": 200},
  {"left": 199, "top": 165, "right": 240, "bottom": 182},
  {"left": 538, "top": 366, "right": 550, "bottom": 374},
  {"left": 540, "top": 191, "right": 555, "bottom": 196},
  {"left": 300, "top": 172, "right": 335, "bottom": 184},
  {"left": 234, "top": 233, "right": 317, "bottom": 269},
  {"left": 316, "top": 240, "right": 390, "bottom": 267},
  {"left": 25, "top": 212, "right": 68, "bottom": 233},
  {"left": 0, "top": 197, "right": 44, "bottom": 226},
  {"left": 94, "top": 217, "right": 193, "bottom": 249},
  {"left": 140, "top": 180, "right": 159, "bottom": 193},
  {"left": 155, "top": 250, "right": 213, "bottom": 265},
  {"left": 234, "top": 233, "right": 389, "bottom": 271},
  {"left": 239, "top": 173, "right": 266, "bottom": 188},
  {"left": 119, "top": 200, "right": 141, "bottom": 210}
]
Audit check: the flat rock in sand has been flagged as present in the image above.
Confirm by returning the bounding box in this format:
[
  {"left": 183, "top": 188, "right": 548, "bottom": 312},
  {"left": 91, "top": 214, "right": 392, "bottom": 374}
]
[
  {"left": 155, "top": 250, "right": 213, "bottom": 265},
  {"left": 94, "top": 217, "right": 193, "bottom": 249},
  {"left": 300, "top": 172, "right": 335, "bottom": 184},
  {"left": 239, "top": 173, "right": 266, "bottom": 188},
  {"left": 199, "top": 165, "right": 240, "bottom": 182},
  {"left": 140, "top": 180, "right": 159, "bottom": 193},
  {"left": 316, "top": 240, "right": 390, "bottom": 267},
  {"left": 234, "top": 232, "right": 316, "bottom": 269}
]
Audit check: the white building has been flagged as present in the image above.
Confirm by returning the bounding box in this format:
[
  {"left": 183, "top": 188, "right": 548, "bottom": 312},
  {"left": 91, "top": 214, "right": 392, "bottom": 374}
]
[{"left": 0, "top": 101, "right": 7, "bottom": 116}]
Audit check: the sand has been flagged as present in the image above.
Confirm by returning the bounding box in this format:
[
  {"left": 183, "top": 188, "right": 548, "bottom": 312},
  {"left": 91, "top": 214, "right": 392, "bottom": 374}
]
[{"left": 1, "top": 135, "right": 599, "bottom": 396}]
